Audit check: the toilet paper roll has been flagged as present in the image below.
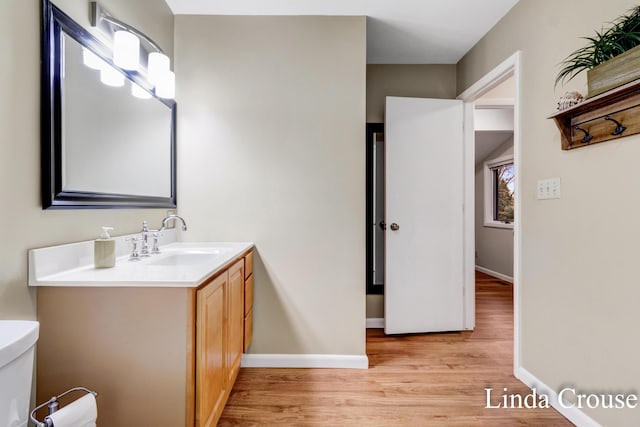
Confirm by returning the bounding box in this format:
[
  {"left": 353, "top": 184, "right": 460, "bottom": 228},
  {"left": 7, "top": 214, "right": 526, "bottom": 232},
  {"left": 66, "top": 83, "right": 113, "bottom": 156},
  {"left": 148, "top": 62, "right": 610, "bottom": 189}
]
[{"left": 45, "top": 393, "right": 97, "bottom": 427}]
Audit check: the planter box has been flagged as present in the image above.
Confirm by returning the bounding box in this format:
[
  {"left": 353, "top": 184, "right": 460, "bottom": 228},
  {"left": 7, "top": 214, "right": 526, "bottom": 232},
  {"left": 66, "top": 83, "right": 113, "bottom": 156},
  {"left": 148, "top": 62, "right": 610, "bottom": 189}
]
[{"left": 588, "top": 44, "right": 640, "bottom": 97}]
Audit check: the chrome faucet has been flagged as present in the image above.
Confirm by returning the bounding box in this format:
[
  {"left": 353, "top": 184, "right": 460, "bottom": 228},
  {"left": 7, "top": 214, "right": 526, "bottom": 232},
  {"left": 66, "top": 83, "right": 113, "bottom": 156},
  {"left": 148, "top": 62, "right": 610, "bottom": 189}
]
[
  {"left": 139, "top": 220, "right": 151, "bottom": 257},
  {"left": 131, "top": 215, "right": 188, "bottom": 259},
  {"left": 153, "top": 214, "right": 187, "bottom": 253},
  {"left": 161, "top": 214, "right": 188, "bottom": 231}
]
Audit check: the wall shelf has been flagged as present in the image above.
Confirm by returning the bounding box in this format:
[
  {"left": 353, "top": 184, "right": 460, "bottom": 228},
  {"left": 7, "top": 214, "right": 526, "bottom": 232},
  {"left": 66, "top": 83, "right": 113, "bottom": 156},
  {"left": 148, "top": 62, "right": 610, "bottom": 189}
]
[{"left": 548, "top": 78, "right": 640, "bottom": 150}]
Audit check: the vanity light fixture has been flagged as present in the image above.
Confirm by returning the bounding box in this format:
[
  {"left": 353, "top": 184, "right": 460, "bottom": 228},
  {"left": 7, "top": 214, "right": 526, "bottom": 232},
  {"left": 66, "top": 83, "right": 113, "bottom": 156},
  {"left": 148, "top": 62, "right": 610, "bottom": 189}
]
[
  {"left": 113, "top": 30, "right": 139, "bottom": 71},
  {"left": 147, "top": 52, "right": 170, "bottom": 86},
  {"left": 90, "top": 1, "right": 174, "bottom": 98}
]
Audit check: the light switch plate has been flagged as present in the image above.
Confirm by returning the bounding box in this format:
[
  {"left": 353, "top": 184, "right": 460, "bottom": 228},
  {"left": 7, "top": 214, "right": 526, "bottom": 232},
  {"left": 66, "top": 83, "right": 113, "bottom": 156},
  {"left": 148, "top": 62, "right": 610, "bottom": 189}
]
[{"left": 537, "top": 178, "right": 561, "bottom": 200}]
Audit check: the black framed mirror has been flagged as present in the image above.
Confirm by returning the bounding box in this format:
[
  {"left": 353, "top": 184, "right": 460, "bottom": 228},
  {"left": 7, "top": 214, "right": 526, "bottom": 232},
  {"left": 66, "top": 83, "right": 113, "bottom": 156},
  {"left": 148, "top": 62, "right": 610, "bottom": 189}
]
[
  {"left": 41, "top": 0, "right": 177, "bottom": 209},
  {"left": 366, "top": 123, "right": 384, "bottom": 295}
]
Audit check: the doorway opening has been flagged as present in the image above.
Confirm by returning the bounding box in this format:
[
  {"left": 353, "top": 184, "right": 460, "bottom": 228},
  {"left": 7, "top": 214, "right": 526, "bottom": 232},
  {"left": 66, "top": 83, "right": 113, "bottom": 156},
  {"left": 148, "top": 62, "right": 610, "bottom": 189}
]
[
  {"left": 474, "top": 79, "right": 515, "bottom": 284},
  {"left": 458, "top": 51, "right": 522, "bottom": 373},
  {"left": 364, "top": 53, "right": 521, "bottom": 369}
]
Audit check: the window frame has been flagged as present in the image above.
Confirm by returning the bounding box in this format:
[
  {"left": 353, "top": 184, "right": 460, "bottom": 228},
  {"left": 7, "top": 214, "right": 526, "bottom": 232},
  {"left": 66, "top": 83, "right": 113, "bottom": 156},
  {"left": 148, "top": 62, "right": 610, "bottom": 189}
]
[{"left": 483, "top": 155, "right": 515, "bottom": 229}]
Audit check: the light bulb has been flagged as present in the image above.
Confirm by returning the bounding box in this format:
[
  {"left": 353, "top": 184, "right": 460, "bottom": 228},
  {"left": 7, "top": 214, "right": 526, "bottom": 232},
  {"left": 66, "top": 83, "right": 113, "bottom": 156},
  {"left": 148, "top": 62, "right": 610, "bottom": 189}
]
[
  {"left": 148, "top": 52, "right": 170, "bottom": 86},
  {"left": 131, "top": 82, "right": 152, "bottom": 99},
  {"left": 113, "top": 30, "right": 139, "bottom": 71},
  {"left": 100, "top": 65, "right": 125, "bottom": 87},
  {"left": 155, "top": 70, "right": 175, "bottom": 99},
  {"left": 82, "top": 48, "right": 105, "bottom": 70}
]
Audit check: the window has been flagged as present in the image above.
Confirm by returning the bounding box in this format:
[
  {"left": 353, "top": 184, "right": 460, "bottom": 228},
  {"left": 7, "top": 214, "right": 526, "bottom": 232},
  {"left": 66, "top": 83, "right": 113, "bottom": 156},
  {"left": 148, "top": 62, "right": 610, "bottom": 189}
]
[{"left": 484, "top": 156, "right": 514, "bottom": 228}]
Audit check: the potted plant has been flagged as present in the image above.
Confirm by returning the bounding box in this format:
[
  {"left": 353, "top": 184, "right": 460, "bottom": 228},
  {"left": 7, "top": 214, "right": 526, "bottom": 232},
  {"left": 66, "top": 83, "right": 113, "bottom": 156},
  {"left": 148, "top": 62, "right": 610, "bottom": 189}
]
[{"left": 556, "top": 6, "right": 640, "bottom": 97}]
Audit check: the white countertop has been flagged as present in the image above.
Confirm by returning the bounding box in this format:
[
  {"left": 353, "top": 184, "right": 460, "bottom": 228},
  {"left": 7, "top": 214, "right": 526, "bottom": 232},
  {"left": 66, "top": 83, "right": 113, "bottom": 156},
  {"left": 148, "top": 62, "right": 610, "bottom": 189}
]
[{"left": 29, "top": 234, "right": 254, "bottom": 287}]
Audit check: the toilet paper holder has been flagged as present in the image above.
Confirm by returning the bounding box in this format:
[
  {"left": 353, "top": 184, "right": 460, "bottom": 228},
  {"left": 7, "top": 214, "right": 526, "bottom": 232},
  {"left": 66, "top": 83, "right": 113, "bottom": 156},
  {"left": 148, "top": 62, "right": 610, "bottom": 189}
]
[{"left": 29, "top": 387, "right": 98, "bottom": 427}]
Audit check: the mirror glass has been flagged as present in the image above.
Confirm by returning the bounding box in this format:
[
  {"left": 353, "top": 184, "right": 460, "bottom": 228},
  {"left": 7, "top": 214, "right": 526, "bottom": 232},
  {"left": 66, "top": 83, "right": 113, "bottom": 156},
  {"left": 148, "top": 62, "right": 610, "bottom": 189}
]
[
  {"left": 42, "top": 2, "right": 177, "bottom": 208},
  {"left": 62, "top": 34, "right": 172, "bottom": 197}
]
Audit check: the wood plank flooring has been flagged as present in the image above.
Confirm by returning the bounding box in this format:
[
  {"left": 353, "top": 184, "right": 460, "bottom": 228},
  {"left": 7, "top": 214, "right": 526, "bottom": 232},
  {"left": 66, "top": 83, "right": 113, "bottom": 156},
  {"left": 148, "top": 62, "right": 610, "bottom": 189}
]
[{"left": 218, "top": 272, "right": 572, "bottom": 426}]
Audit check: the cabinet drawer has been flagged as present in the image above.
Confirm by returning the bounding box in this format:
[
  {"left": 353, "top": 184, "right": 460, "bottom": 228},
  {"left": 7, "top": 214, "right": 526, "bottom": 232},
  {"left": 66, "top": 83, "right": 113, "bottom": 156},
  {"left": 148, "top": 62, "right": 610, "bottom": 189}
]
[
  {"left": 244, "top": 275, "right": 253, "bottom": 316},
  {"left": 243, "top": 309, "right": 253, "bottom": 352},
  {"left": 244, "top": 250, "right": 253, "bottom": 280}
]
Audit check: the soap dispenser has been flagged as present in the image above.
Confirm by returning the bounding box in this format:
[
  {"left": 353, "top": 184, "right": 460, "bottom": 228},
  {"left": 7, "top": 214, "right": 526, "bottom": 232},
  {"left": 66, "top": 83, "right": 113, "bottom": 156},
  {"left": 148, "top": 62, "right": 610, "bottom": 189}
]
[{"left": 95, "top": 226, "right": 115, "bottom": 268}]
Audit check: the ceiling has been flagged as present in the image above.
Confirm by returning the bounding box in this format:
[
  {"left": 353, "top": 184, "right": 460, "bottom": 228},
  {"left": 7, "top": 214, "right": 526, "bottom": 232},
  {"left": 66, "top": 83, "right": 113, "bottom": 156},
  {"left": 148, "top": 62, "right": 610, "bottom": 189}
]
[{"left": 164, "top": 0, "right": 520, "bottom": 64}]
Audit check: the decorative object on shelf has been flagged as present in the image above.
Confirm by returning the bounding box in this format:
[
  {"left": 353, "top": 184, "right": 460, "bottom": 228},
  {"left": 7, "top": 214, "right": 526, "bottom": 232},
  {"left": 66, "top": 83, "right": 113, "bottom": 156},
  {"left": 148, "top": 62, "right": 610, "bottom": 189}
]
[
  {"left": 555, "top": 6, "right": 640, "bottom": 97},
  {"left": 548, "top": 79, "right": 640, "bottom": 150},
  {"left": 557, "top": 91, "right": 584, "bottom": 110},
  {"left": 587, "top": 44, "right": 640, "bottom": 97}
]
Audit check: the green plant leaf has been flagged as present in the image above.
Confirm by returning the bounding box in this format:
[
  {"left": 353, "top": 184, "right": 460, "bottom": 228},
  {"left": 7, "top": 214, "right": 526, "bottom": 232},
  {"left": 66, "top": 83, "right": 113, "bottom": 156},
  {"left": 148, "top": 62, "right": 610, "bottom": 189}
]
[{"left": 555, "top": 6, "right": 640, "bottom": 87}]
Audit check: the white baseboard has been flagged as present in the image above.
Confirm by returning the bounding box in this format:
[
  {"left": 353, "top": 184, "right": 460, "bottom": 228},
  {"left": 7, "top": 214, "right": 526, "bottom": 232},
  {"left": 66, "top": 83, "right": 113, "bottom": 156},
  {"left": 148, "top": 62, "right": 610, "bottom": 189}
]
[
  {"left": 241, "top": 354, "right": 369, "bottom": 369},
  {"left": 475, "top": 265, "right": 513, "bottom": 283},
  {"left": 516, "top": 367, "right": 602, "bottom": 427},
  {"left": 366, "top": 318, "right": 384, "bottom": 328}
]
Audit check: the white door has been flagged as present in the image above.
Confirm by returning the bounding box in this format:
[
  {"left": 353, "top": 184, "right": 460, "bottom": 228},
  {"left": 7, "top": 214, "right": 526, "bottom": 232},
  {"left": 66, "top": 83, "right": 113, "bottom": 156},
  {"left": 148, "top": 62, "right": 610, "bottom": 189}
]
[{"left": 384, "top": 96, "right": 464, "bottom": 335}]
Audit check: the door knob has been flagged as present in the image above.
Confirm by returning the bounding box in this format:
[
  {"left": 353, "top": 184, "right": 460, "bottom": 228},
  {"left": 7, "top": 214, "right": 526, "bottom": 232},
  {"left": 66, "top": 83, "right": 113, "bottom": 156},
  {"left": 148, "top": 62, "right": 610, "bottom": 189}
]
[{"left": 390, "top": 223, "right": 400, "bottom": 231}]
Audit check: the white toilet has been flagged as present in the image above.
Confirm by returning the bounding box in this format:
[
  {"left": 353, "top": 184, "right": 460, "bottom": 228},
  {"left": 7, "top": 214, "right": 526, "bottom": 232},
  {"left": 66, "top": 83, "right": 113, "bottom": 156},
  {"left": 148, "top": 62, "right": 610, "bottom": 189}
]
[{"left": 0, "top": 320, "right": 39, "bottom": 427}]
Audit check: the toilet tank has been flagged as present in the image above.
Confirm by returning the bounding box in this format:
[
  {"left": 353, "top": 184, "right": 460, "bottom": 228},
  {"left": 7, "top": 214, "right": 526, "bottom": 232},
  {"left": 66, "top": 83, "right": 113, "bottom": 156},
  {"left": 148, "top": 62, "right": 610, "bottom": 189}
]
[{"left": 0, "top": 321, "right": 39, "bottom": 427}]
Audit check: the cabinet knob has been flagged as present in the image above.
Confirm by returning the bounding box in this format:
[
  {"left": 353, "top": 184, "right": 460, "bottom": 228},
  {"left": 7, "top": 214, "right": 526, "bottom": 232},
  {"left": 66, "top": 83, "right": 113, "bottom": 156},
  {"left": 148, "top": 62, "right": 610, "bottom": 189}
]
[{"left": 390, "top": 223, "right": 400, "bottom": 231}]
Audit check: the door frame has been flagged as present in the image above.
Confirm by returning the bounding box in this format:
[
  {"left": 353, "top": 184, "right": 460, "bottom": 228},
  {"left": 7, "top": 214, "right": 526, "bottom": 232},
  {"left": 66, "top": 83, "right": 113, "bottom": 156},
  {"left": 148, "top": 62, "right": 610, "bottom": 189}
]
[{"left": 457, "top": 51, "right": 522, "bottom": 375}]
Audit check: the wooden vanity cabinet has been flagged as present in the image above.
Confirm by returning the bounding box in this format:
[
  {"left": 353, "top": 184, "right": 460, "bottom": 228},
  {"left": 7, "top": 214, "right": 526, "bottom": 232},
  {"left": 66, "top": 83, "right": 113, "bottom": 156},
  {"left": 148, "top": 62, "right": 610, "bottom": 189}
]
[{"left": 37, "top": 248, "right": 255, "bottom": 427}]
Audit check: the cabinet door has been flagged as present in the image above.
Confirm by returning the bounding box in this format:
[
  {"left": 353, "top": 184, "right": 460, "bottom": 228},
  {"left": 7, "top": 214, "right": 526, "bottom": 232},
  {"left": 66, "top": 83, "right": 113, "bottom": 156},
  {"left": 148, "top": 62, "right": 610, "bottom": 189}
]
[
  {"left": 244, "top": 250, "right": 253, "bottom": 279},
  {"left": 196, "top": 273, "right": 227, "bottom": 427},
  {"left": 244, "top": 308, "right": 253, "bottom": 352},
  {"left": 244, "top": 274, "right": 254, "bottom": 317},
  {"left": 243, "top": 273, "right": 254, "bottom": 352},
  {"left": 226, "top": 260, "right": 244, "bottom": 386}
]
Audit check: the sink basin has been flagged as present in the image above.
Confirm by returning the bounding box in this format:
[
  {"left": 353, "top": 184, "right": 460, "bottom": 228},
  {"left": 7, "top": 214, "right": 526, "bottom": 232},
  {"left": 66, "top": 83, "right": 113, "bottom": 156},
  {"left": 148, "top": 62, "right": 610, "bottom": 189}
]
[
  {"left": 148, "top": 253, "right": 214, "bottom": 266},
  {"left": 147, "top": 249, "right": 232, "bottom": 266}
]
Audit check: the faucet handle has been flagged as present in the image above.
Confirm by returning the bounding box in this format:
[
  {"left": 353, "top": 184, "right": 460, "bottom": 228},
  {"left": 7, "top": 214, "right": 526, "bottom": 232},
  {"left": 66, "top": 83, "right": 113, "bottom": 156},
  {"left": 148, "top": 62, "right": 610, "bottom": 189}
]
[
  {"left": 151, "top": 231, "right": 163, "bottom": 254},
  {"left": 126, "top": 235, "right": 141, "bottom": 261}
]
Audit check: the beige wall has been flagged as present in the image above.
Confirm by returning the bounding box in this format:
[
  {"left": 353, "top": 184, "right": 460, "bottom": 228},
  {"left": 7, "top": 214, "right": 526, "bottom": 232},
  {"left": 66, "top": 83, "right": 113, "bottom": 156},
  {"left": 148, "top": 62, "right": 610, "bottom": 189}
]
[
  {"left": 366, "top": 295, "right": 384, "bottom": 319},
  {"left": 474, "top": 138, "right": 514, "bottom": 278},
  {"left": 458, "top": 1, "right": 639, "bottom": 425},
  {"left": 367, "top": 64, "right": 457, "bottom": 123},
  {"left": 0, "top": 0, "right": 173, "bottom": 321},
  {"left": 175, "top": 16, "right": 366, "bottom": 355},
  {"left": 366, "top": 64, "right": 457, "bottom": 319}
]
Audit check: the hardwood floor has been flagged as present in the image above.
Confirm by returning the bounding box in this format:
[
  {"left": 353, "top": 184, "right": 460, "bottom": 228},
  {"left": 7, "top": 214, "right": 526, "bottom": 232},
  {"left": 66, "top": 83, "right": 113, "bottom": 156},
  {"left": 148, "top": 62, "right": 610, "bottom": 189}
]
[{"left": 218, "top": 273, "right": 572, "bottom": 426}]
